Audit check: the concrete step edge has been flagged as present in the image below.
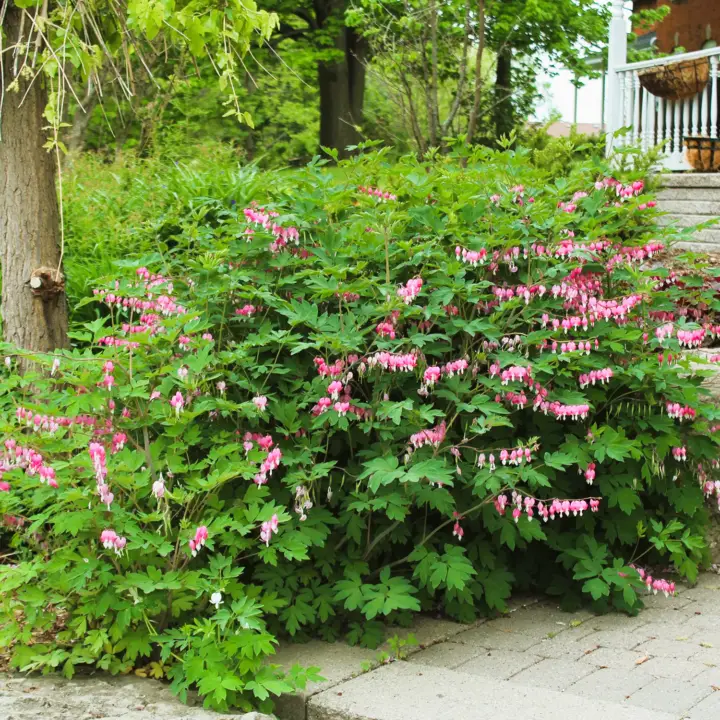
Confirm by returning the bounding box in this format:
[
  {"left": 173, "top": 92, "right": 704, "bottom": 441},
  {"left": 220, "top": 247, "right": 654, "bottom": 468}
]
[
  {"left": 659, "top": 173, "right": 720, "bottom": 189},
  {"left": 659, "top": 201, "right": 720, "bottom": 214},
  {"left": 307, "top": 661, "right": 677, "bottom": 720}
]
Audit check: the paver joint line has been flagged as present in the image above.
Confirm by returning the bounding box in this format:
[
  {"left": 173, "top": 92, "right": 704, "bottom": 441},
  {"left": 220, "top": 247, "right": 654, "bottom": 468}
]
[{"left": 300, "top": 574, "right": 720, "bottom": 720}]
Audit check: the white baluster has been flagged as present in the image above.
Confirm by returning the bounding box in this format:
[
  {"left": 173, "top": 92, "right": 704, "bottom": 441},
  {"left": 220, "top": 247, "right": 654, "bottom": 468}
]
[
  {"left": 616, "top": 71, "right": 626, "bottom": 148},
  {"left": 711, "top": 56, "right": 719, "bottom": 139},
  {"left": 692, "top": 93, "right": 699, "bottom": 136},
  {"left": 633, "top": 71, "right": 641, "bottom": 145},
  {"left": 623, "top": 72, "right": 633, "bottom": 147},
  {"left": 665, "top": 97, "right": 674, "bottom": 152},
  {"left": 648, "top": 94, "right": 656, "bottom": 148},
  {"left": 606, "top": 0, "right": 629, "bottom": 155},
  {"left": 657, "top": 97, "right": 664, "bottom": 150},
  {"left": 683, "top": 96, "right": 691, "bottom": 152},
  {"left": 674, "top": 100, "right": 682, "bottom": 160}
]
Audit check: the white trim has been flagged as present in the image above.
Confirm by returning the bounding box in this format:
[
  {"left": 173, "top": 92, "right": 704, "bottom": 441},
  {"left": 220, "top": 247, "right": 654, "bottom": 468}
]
[{"left": 616, "top": 47, "right": 720, "bottom": 73}]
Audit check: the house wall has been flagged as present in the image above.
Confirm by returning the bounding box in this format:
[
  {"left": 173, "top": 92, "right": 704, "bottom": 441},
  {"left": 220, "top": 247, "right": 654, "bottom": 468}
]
[{"left": 633, "top": 0, "right": 720, "bottom": 52}]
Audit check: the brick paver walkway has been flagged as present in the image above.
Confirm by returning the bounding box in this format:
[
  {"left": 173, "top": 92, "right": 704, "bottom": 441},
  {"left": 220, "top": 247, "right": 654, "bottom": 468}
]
[
  {"left": 403, "top": 573, "right": 720, "bottom": 718},
  {"left": 275, "top": 572, "right": 720, "bottom": 719},
  {"left": 2, "top": 574, "right": 719, "bottom": 719}
]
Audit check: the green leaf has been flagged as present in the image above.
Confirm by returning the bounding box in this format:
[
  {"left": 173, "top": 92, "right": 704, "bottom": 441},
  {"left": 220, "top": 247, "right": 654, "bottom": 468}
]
[{"left": 582, "top": 578, "right": 610, "bottom": 601}]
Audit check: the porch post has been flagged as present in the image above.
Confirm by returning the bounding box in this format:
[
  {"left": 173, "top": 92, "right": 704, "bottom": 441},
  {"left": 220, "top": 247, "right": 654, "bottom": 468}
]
[{"left": 606, "top": 0, "right": 629, "bottom": 155}]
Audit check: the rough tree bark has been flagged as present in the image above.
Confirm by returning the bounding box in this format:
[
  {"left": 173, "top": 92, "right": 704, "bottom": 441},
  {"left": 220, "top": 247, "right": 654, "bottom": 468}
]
[
  {"left": 317, "top": 0, "right": 366, "bottom": 157},
  {"left": 493, "top": 46, "right": 514, "bottom": 139},
  {"left": 0, "top": 3, "right": 69, "bottom": 353}
]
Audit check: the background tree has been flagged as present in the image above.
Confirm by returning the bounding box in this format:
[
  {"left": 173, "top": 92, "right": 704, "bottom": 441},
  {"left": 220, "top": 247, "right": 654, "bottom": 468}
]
[
  {"left": 0, "top": 0, "right": 277, "bottom": 355},
  {"left": 347, "top": 0, "right": 610, "bottom": 152}
]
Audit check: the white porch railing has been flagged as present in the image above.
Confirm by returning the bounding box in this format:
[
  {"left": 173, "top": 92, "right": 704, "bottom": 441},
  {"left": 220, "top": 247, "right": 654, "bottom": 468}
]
[{"left": 606, "top": 0, "right": 720, "bottom": 171}]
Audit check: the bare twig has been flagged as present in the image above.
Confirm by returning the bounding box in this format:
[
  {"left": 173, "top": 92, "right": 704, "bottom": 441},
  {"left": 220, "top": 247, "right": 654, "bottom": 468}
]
[
  {"left": 441, "top": 0, "right": 472, "bottom": 137},
  {"left": 467, "top": 0, "right": 486, "bottom": 143}
]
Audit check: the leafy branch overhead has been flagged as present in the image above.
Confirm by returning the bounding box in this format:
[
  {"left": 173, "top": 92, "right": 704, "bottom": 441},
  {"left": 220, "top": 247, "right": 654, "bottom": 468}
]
[{"left": 1, "top": 0, "right": 279, "bottom": 134}]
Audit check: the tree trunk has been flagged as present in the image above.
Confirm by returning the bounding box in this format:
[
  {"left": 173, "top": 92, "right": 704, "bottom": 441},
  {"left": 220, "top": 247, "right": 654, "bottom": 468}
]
[
  {"left": 0, "top": 4, "right": 69, "bottom": 354},
  {"left": 66, "top": 83, "right": 98, "bottom": 155},
  {"left": 318, "top": 30, "right": 351, "bottom": 155},
  {"left": 317, "top": 12, "right": 366, "bottom": 156},
  {"left": 347, "top": 28, "right": 366, "bottom": 136},
  {"left": 493, "top": 46, "right": 514, "bottom": 139}
]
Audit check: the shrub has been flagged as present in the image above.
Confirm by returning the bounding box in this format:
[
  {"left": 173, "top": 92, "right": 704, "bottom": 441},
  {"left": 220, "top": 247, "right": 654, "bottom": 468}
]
[
  {"left": 1, "top": 144, "right": 718, "bottom": 711},
  {"left": 521, "top": 122, "right": 606, "bottom": 178}
]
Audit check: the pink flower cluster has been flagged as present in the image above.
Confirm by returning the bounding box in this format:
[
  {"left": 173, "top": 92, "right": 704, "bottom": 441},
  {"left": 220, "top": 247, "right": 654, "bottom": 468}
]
[
  {"left": 493, "top": 284, "right": 546, "bottom": 305},
  {"left": 96, "top": 290, "right": 185, "bottom": 318},
  {"left": 236, "top": 304, "right": 257, "bottom": 318},
  {"left": 477, "top": 444, "right": 533, "bottom": 469},
  {"left": 397, "top": 277, "right": 423, "bottom": 304},
  {"left": 409, "top": 422, "right": 447, "bottom": 450},
  {"left": 606, "top": 242, "right": 664, "bottom": 270},
  {"left": 677, "top": 328, "right": 706, "bottom": 348},
  {"left": 100, "top": 529, "right": 127, "bottom": 555},
  {"left": 497, "top": 390, "right": 528, "bottom": 409},
  {"left": 15, "top": 408, "right": 109, "bottom": 438},
  {"left": 495, "top": 492, "right": 600, "bottom": 521},
  {"left": 541, "top": 313, "right": 590, "bottom": 333},
  {"left": 189, "top": 525, "right": 208, "bottom": 556},
  {"left": 260, "top": 514, "right": 280, "bottom": 545},
  {"left": 489, "top": 364, "right": 532, "bottom": 386},
  {"left": 632, "top": 566, "right": 676, "bottom": 597},
  {"left": 542, "top": 339, "right": 597, "bottom": 355},
  {"left": 452, "top": 511, "right": 464, "bottom": 541},
  {"left": 456, "top": 246, "right": 488, "bottom": 266},
  {"left": 418, "top": 360, "right": 466, "bottom": 395},
  {"left": 541, "top": 238, "right": 607, "bottom": 259},
  {"left": 241, "top": 433, "right": 283, "bottom": 485},
  {"left": 367, "top": 352, "right": 417, "bottom": 372},
  {"left": 578, "top": 368, "right": 613, "bottom": 388},
  {"left": 16, "top": 407, "right": 60, "bottom": 433},
  {"left": 314, "top": 356, "right": 346, "bottom": 378},
  {"left": 672, "top": 446, "right": 687, "bottom": 461},
  {"left": 152, "top": 475, "right": 165, "bottom": 499},
  {"left": 655, "top": 323, "right": 674, "bottom": 342},
  {"left": 666, "top": 402, "right": 696, "bottom": 421},
  {"left": 1, "top": 439, "right": 58, "bottom": 490},
  {"left": 443, "top": 358, "right": 469, "bottom": 377},
  {"left": 357, "top": 185, "right": 397, "bottom": 202},
  {"left": 376, "top": 321, "right": 396, "bottom": 339},
  {"left": 616, "top": 179, "right": 645, "bottom": 199},
  {"left": 111, "top": 433, "right": 127, "bottom": 453},
  {"left": 255, "top": 448, "right": 282, "bottom": 486},
  {"left": 535, "top": 400, "right": 590, "bottom": 421},
  {"left": 584, "top": 462, "right": 597, "bottom": 484},
  {"left": 243, "top": 206, "right": 300, "bottom": 253},
  {"left": 328, "top": 380, "right": 344, "bottom": 399},
  {"left": 89, "top": 442, "right": 114, "bottom": 509},
  {"left": 170, "top": 391, "right": 184, "bottom": 415},
  {"left": 423, "top": 366, "right": 442, "bottom": 385},
  {"left": 97, "top": 336, "right": 140, "bottom": 350},
  {"left": 558, "top": 201, "right": 578, "bottom": 213}
]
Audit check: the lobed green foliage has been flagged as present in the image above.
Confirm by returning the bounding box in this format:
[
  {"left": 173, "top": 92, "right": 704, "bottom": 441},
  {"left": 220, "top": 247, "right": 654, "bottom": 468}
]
[{"left": 2, "top": 145, "right": 718, "bottom": 711}]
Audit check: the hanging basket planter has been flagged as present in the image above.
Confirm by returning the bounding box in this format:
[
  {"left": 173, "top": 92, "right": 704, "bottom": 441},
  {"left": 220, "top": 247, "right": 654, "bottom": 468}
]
[
  {"left": 685, "top": 137, "right": 720, "bottom": 172},
  {"left": 638, "top": 57, "right": 710, "bottom": 100}
]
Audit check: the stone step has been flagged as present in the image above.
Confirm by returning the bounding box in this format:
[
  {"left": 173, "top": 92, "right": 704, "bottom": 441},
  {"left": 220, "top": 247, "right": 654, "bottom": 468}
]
[
  {"left": 659, "top": 200, "right": 720, "bottom": 215},
  {"left": 657, "top": 214, "right": 719, "bottom": 228},
  {"left": 657, "top": 188, "right": 720, "bottom": 202},
  {"left": 659, "top": 173, "right": 720, "bottom": 189},
  {"left": 307, "top": 661, "right": 678, "bottom": 720}
]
